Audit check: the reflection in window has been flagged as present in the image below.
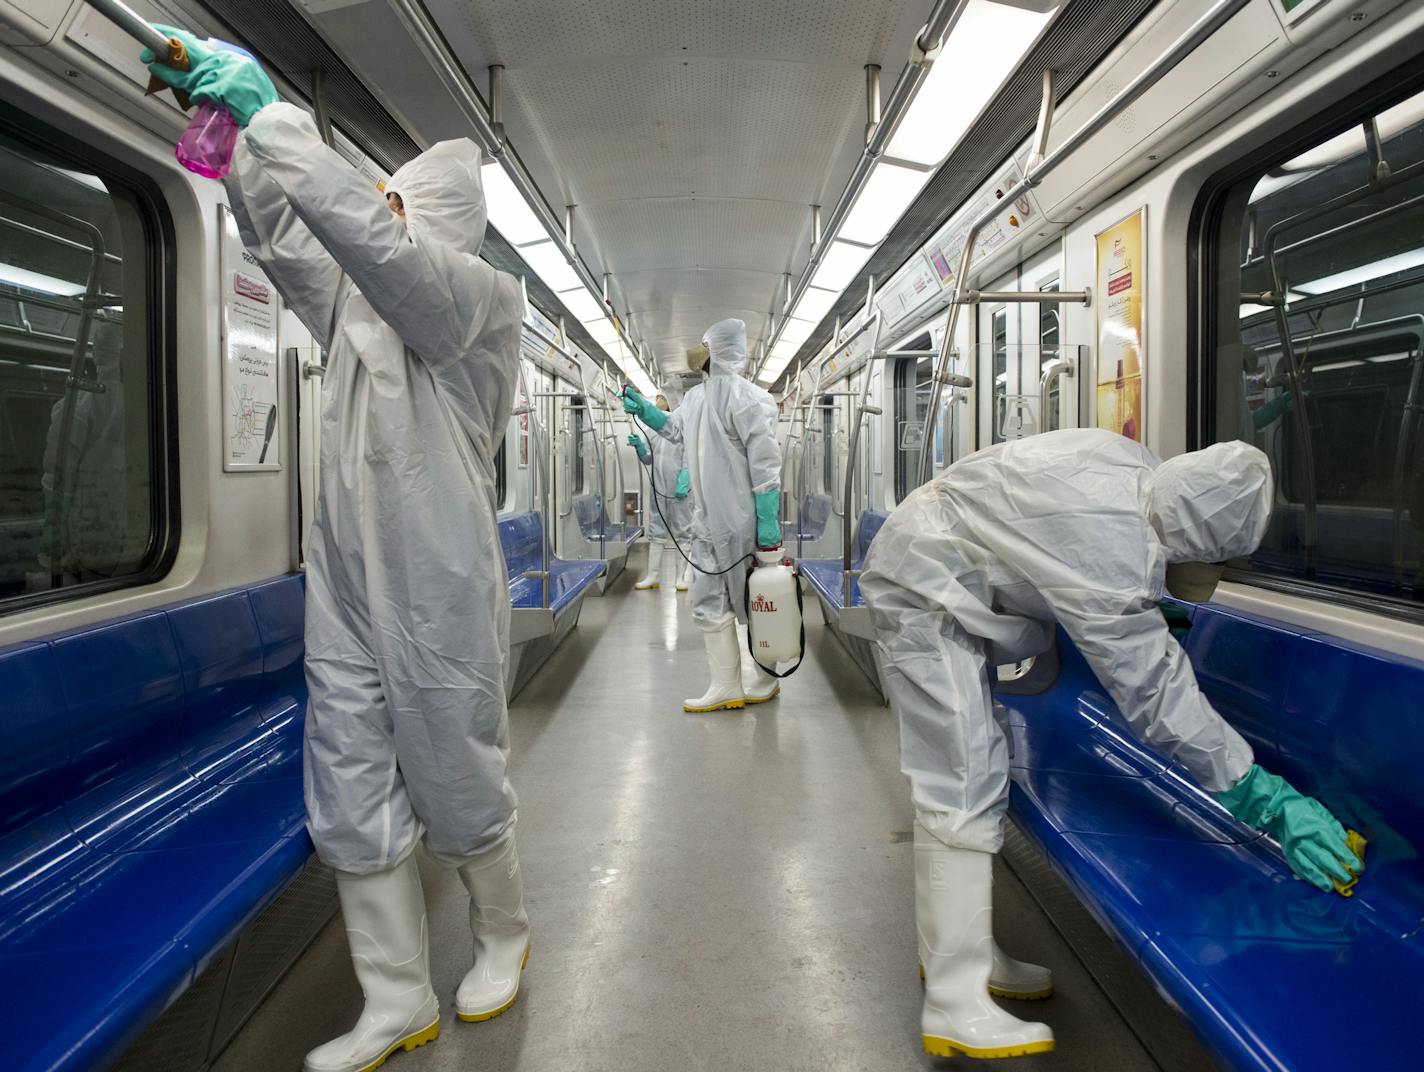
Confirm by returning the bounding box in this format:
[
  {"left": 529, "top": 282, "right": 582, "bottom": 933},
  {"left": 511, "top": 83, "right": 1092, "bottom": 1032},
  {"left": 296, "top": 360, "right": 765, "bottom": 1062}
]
[
  {"left": 1207, "top": 84, "right": 1424, "bottom": 606},
  {"left": 0, "top": 124, "right": 162, "bottom": 608}
]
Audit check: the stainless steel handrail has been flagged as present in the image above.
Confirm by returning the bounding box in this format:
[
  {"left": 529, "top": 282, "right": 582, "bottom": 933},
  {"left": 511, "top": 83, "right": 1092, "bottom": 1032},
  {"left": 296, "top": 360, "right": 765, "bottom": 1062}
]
[
  {"left": 917, "top": 0, "right": 1251, "bottom": 485},
  {"left": 840, "top": 280, "right": 885, "bottom": 605},
  {"left": 1038, "top": 357, "right": 1074, "bottom": 436},
  {"left": 514, "top": 362, "right": 552, "bottom": 608}
]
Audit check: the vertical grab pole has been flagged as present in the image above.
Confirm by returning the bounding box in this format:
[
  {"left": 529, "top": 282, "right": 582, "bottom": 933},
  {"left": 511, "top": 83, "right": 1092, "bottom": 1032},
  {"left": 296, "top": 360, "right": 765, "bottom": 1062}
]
[{"left": 842, "top": 276, "right": 882, "bottom": 607}]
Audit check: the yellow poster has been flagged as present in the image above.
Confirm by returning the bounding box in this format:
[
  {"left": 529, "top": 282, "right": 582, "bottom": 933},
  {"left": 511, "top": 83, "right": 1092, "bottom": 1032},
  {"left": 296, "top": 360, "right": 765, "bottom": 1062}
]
[{"left": 1095, "top": 209, "right": 1145, "bottom": 442}]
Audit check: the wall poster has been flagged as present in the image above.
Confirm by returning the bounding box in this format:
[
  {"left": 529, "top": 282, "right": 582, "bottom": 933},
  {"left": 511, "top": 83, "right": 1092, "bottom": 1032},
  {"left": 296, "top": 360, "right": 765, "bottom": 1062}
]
[
  {"left": 219, "top": 205, "right": 282, "bottom": 471},
  {"left": 1094, "top": 208, "right": 1146, "bottom": 442}
]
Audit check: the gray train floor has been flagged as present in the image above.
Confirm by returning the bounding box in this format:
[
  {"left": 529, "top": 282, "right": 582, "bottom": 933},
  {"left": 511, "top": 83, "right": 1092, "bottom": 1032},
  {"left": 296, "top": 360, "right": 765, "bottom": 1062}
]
[{"left": 214, "top": 549, "right": 1187, "bottom": 1072}]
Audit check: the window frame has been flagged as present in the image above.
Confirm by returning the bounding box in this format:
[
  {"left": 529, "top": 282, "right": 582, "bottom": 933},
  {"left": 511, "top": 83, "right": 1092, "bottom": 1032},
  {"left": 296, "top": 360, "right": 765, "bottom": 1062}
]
[
  {"left": 0, "top": 106, "right": 180, "bottom": 618},
  {"left": 1189, "top": 55, "right": 1424, "bottom": 625}
]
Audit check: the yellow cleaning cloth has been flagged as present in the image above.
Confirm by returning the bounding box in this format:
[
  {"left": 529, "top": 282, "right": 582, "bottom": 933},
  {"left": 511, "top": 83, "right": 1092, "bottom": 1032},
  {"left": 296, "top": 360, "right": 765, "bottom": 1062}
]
[{"left": 1333, "top": 830, "right": 1368, "bottom": 897}]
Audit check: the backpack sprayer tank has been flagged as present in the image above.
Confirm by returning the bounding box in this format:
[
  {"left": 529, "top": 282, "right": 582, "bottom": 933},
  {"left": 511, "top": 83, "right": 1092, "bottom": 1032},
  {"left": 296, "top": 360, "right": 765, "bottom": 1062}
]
[{"left": 746, "top": 550, "right": 804, "bottom": 674}]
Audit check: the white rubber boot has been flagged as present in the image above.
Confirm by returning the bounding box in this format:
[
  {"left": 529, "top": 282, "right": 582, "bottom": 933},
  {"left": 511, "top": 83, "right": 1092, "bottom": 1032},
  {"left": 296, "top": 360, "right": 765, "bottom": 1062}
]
[
  {"left": 915, "top": 823, "right": 1054, "bottom": 1060},
  {"left": 675, "top": 552, "right": 693, "bottom": 592},
  {"left": 989, "top": 942, "right": 1053, "bottom": 1000},
  {"left": 304, "top": 856, "right": 440, "bottom": 1072},
  {"left": 634, "top": 541, "right": 664, "bottom": 589},
  {"left": 743, "top": 663, "right": 781, "bottom": 704},
  {"left": 919, "top": 940, "right": 1054, "bottom": 1000},
  {"left": 455, "top": 837, "right": 531, "bottom": 1022},
  {"left": 684, "top": 616, "right": 745, "bottom": 712}
]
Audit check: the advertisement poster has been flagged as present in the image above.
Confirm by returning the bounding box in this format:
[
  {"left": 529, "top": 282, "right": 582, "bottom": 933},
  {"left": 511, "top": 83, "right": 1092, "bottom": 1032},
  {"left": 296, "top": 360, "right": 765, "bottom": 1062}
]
[
  {"left": 1094, "top": 208, "right": 1145, "bottom": 442},
  {"left": 219, "top": 206, "right": 282, "bottom": 471}
]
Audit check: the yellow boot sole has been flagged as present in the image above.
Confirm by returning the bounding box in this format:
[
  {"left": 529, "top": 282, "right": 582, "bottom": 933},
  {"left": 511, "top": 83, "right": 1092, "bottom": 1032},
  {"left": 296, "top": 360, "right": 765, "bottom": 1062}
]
[
  {"left": 357, "top": 1017, "right": 440, "bottom": 1071},
  {"left": 634, "top": 582, "right": 660, "bottom": 590},
  {"left": 743, "top": 687, "right": 780, "bottom": 705},
  {"left": 457, "top": 945, "right": 530, "bottom": 1023},
  {"left": 922, "top": 1035, "right": 1055, "bottom": 1059},
  {"left": 683, "top": 697, "right": 746, "bottom": 712}
]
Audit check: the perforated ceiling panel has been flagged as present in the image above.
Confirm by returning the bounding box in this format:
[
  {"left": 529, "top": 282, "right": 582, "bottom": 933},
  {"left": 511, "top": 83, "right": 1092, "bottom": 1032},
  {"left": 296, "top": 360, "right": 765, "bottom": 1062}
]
[{"left": 424, "top": 0, "right": 935, "bottom": 375}]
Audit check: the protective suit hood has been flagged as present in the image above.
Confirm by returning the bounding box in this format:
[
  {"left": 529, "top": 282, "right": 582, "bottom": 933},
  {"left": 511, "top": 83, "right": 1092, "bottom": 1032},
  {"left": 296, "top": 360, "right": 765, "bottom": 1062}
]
[
  {"left": 1148, "top": 441, "right": 1272, "bottom": 564},
  {"left": 387, "top": 139, "right": 487, "bottom": 257},
  {"left": 659, "top": 379, "right": 684, "bottom": 408},
  {"left": 703, "top": 318, "right": 748, "bottom": 378}
]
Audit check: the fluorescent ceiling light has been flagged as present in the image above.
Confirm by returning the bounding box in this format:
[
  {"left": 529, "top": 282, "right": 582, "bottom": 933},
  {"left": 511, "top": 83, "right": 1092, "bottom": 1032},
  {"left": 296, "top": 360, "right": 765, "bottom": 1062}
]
[
  {"left": 0, "top": 263, "right": 85, "bottom": 297},
  {"left": 1293, "top": 248, "right": 1424, "bottom": 295},
  {"left": 810, "top": 240, "right": 875, "bottom": 293},
  {"left": 480, "top": 163, "right": 547, "bottom": 246},
  {"left": 887, "top": 0, "right": 1055, "bottom": 167},
  {"left": 559, "top": 287, "right": 607, "bottom": 324},
  {"left": 517, "top": 240, "right": 581, "bottom": 293},
  {"left": 839, "top": 162, "right": 932, "bottom": 244},
  {"left": 792, "top": 286, "right": 841, "bottom": 325},
  {"left": 582, "top": 317, "right": 620, "bottom": 346},
  {"left": 770, "top": 337, "right": 800, "bottom": 361},
  {"left": 778, "top": 317, "right": 814, "bottom": 347}
]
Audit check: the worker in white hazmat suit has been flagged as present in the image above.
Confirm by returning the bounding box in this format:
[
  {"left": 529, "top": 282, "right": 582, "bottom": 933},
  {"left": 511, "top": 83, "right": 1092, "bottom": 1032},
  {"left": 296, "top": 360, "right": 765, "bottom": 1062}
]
[
  {"left": 145, "top": 30, "right": 532, "bottom": 1072},
  {"left": 861, "top": 429, "right": 1361, "bottom": 1060},
  {"left": 628, "top": 383, "right": 695, "bottom": 591},
  {"left": 624, "top": 319, "right": 782, "bottom": 711}
]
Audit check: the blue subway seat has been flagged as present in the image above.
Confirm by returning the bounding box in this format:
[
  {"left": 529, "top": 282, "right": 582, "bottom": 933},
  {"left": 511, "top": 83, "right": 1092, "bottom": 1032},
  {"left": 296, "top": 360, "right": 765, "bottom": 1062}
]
[
  {"left": 798, "top": 509, "right": 889, "bottom": 612},
  {"left": 0, "top": 575, "right": 311, "bottom": 1072},
  {"left": 498, "top": 511, "right": 604, "bottom": 617},
  {"left": 998, "top": 605, "right": 1424, "bottom": 1072},
  {"left": 572, "top": 494, "right": 642, "bottom": 546}
]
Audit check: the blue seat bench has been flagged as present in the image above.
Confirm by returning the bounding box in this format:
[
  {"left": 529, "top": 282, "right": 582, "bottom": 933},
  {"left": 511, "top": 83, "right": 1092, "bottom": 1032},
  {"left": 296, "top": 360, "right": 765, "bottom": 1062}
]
[
  {"left": 499, "top": 512, "right": 604, "bottom": 640},
  {"left": 799, "top": 510, "right": 889, "bottom": 639},
  {"left": 0, "top": 575, "right": 311, "bottom": 1072},
  {"left": 999, "top": 601, "right": 1424, "bottom": 1072}
]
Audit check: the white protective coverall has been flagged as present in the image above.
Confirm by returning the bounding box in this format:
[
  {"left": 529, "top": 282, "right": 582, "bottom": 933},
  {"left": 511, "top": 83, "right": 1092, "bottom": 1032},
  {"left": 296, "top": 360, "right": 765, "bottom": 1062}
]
[
  {"left": 861, "top": 429, "right": 1269, "bottom": 853},
  {"left": 654, "top": 318, "right": 780, "bottom": 626},
  {"left": 226, "top": 104, "right": 524, "bottom": 873},
  {"left": 642, "top": 381, "right": 695, "bottom": 545}
]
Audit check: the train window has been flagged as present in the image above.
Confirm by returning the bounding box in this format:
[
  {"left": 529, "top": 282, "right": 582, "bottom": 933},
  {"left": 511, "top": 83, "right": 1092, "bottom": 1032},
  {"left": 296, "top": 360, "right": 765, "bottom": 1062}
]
[
  {"left": 820, "top": 392, "right": 837, "bottom": 495},
  {"left": 1039, "top": 282, "right": 1061, "bottom": 433},
  {"left": 990, "top": 309, "right": 1009, "bottom": 444},
  {"left": 0, "top": 120, "right": 169, "bottom": 612},
  {"left": 894, "top": 342, "right": 935, "bottom": 502},
  {"left": 1202, "top": 81, "right": 1424, "bottom": 610},
  {"left": 571, "top": 395, "right": 586, "bottom": 494}
]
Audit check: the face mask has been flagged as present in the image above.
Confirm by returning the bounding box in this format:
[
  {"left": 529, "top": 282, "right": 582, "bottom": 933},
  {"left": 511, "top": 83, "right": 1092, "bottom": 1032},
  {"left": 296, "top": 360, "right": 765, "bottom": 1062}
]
[
  {"left": 656, "top": 397, "right": 670, "bottom": 412},
  {"left": 1164, "top": 561, "right": 1226, "bottom": 604},
  {"left": 686, "top": 342, "right": 710, "bottom": 372}
]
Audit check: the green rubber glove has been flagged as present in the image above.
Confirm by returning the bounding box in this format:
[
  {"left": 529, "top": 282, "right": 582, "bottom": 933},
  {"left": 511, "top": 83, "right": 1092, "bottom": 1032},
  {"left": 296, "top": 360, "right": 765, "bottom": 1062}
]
[
  {"left": 622, "top": 387, "right": 668, "bottom": 431},
  {"left": 1215, "top": 765, "right": 1362, "bottom": 893},
  {"left": 144, "top": 24, "right": 278, "bottom": 127},
  {"left": 628, "top": 433, "right": 649, "bottom": 461},
  {"left": 754, "top": 489, "right": 781, "bottom": 549},
  {"left": 675, "top": 470, "right": 691, "bottom": 499}
]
